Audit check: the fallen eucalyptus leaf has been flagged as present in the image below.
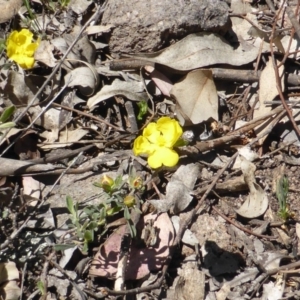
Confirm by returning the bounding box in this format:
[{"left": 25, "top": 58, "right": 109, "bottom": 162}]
[
  {"left": 171, "top": 69, "right": 218, "bottom": 125},
  {"left": 40, "top": 128, "right": 88, "bottom": 149},
  {"left": 148, "top": 164, "right": 199, "bottom": 214},
  {"left": 255, "top": 58, "right": 284, "bottom": 119},
  {"left": 85, "top": 24, "right": 114, "bottom": 35},
  {"left": 0, "top": 262, "right": 21, "bottom": 300},
  {"left": 132, "top": 32, "right": 259, "bottom": 72},
  {"left": 248, "top": 26, "right": 285, "bottom": 54},
  {"left": 65, "top": 66, "right": 99, "bottom": 97},
  {"left": 172, "top": 216, "right": 198, "bottom": 246},
  {"left": 87, "top": 79, "right": 147, "bottom": 109},
  {"left": 3, "top": 71, "right": 38, "bottom": 106},
  {"left": 235, "top": 156, "right": 268, "bottom": 218},
  {"left": 0, "top": 157, "right": 55, "bottom": 176},
  {"left": 34, "top": 40, "right": 57, "bottom": 67}
]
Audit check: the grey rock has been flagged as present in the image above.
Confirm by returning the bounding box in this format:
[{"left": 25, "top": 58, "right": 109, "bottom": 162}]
[{"left": 101, "top": 0, "right": 230, "bottom": 54}]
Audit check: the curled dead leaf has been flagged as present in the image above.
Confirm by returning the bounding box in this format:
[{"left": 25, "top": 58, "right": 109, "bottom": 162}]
[
  {"left": 64, "top": 65, "right": 99, "bottom": 97},
  {"left": 235, "top": 156, "right": 268, "bottom": 218}
]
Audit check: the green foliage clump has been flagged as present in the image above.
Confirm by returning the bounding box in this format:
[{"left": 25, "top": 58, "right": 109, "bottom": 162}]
[
  {"left": 57, "top": 167, "right": 143, "bottom": 254},
  {"left": 276, "top": 175, "right": 291, "bottom": 222}
]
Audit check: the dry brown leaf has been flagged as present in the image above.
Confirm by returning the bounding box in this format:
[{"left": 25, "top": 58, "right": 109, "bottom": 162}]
[
  {"left": 64, "top": 66, "right": 99, "bottom": 96},
  {"left": 148, "top": 164, "right": 199, "bottom": 214},
  {"left": 34, "top": 40, "right": 57, "bottom": 67},
  {"left": 22, "top": 176, "right": 42, "bottom": 206},
  {"left": 85, "top": 24, "right": 114, "bottom": 35},
  {"left": 87, "top": 79, "right": 147, "bottom": 109},
  {"left": 0, "top": 262, "right": 21, "bottom": 300},
  {"left": 235, "top": 156, "right": 268, "bottom": 218},
  {"left": 0, "top": 157, "right": 55, "bottom": 176},
  {"left": 40, "top": 128, "right": 88, "bottom": 149},
  {"left": 171, "top": 69, "right": 218, "bottom": 125},
  {"left": 3, "top": 71, "right": 39, "bottom": 106},
  {"left": 132, "top": 32, "right": 259, "bottom": 71},
  {"left": 258, "top": 57, "right": 285, "bottom": 114},
  {"left": 254, "top": 58, "right": 284, "bottom": 141}
]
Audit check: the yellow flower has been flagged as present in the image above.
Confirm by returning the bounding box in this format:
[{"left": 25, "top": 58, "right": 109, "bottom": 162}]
[
  {"left": 133, "top": 117, "right": 183, "bottom": 169},
  {"left": 6, "top": 29, "right": 40, "bottom": 69}
]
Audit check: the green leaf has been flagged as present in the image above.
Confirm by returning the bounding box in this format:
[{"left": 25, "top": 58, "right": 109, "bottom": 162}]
[
  {"left": 134, "top": 207, "right": 143, "bottom": 214},
  {"left": 87, "top": 221, "right": 98, "bottom": 231},
  {"left": 276, "top": 175, "right": 289, "bottom": 209},
  {"left": 124, "top": 206, "right": 131, "bottom": 220},
  {"left": 93, "top": 182, "right": 103, "bottom": 188},
  {"left": 2, "top": 208, "right": 9, "bottom": 219},
  {"left": 37, "top": 281, "right": 46, "bottom": 295},
  {"left": 84, "top": 230, "right": 94, "bottom": 243},
  {"left": 0, "top": 122, "right": 15, "bottom": 130},
  {"left": 54, "top": 244, "right": 77, "bottom": 251},
  {"left": 114, "top": 175, "right": 123, "bottom": 189},
  {"left": 0, "top": 38, "right": 6, "bottom": 52},
  {"left": 127, "top": 220, "right": 137, "bottom": 238},
  {"left": 99, "top": 207, "right": 106, "bottom": 219},
  {"left": 106, "top": 205, "right": 122, "bottom": 216},
  {"left": 82, "top": 241, "right": 89, "bottom": 254},
  {"left": 0, "top": 106, "right": 15, "bottom": 123},
  {"left": 66, "top": 196, "right": 75, "bottom": 215},
  {"left": 276, "top": 175, "right": 290, "bottom": 221},
  {"left": 137, "top": 101, "right": 148, "bottom": 120},
  {"left": 83, "top": 206, "right": 95, "bottom": 216}
]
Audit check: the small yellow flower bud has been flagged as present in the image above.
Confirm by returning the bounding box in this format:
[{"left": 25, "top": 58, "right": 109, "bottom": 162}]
[
  {"left": 100, "top": 175, "right": 114, "bottom": 193},
  {"left": 124, "top": 195, "right": 136, "bottom": 208}
]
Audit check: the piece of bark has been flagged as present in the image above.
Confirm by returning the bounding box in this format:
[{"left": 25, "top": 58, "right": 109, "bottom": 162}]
[
  {"left": 101, "top": 0, "right": 230, "bottom": 54},
  {"left": 0, "top": 157, "right": 55, "bottom": 176}
]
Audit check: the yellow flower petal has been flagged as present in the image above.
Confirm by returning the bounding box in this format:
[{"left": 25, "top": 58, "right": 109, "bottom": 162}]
[
  {"left": 9, "top": 54, "right": 35, "bottom": 69},
  {"left": 25, "top": 42, "right": 39, "bottom": 56},
  {"left": 148, "top": 147, "right": 179, "bottom": 169},
  {"left": 19, "top": 29, "right": 34, "bottom": 45},
  {"left": 133, "top": 136, "right": 156, "bottom": 156},
  {"left": 156, "top": 117, "right": 183, "bottom": 147},
  {"left": 143, "top": 122, "right": 160, "bottom": 144}
]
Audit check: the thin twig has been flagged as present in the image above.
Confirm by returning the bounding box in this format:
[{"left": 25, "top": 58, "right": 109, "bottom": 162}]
[
  {"left": 286, "top": 6, "right": 300, "bottom": 40},
  {"left": 270, "top": 3, "right": 300, "bottom": 139},
  {"left": 212, "top": 207, "right": 276, "bottom": 240}
]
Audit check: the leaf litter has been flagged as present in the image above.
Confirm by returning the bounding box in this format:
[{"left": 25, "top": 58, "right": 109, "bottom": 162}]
[{"left": 1, "top": 0, "right": 300, "bottom": 299}]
